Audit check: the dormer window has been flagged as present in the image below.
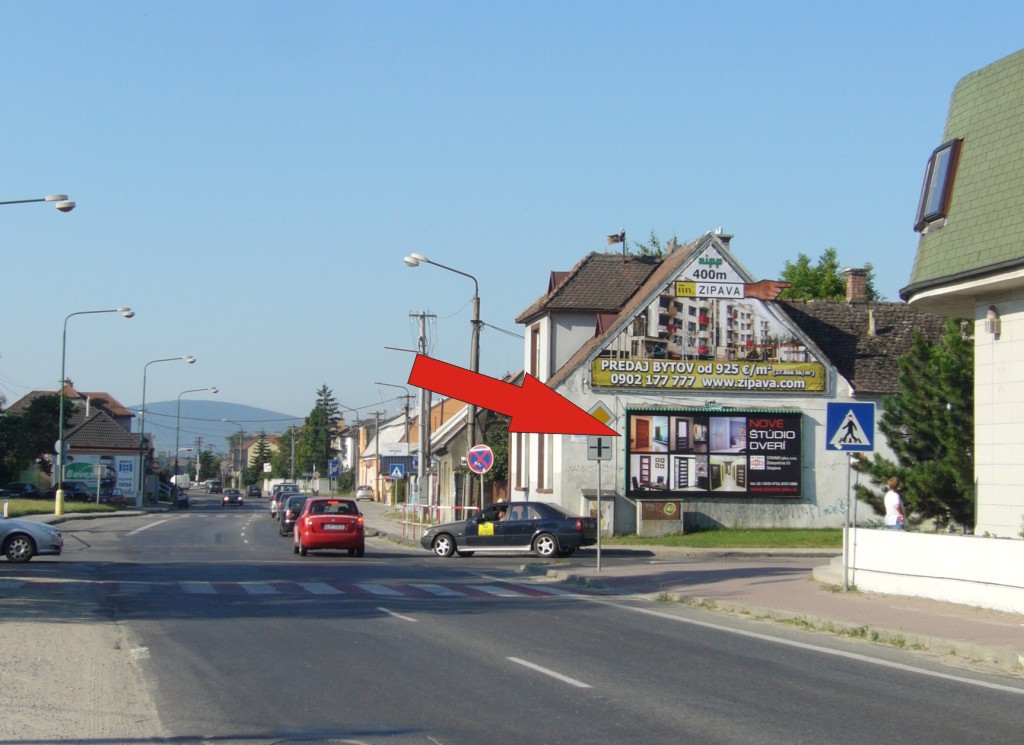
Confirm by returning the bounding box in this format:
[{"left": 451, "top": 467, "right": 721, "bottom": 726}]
[{"left": 914, "top": 138, "right": 962, "bottom": 232}]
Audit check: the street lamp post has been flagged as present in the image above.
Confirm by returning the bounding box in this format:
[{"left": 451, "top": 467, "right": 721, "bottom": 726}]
[
  {"left": 2, "top": 194, "right": 76, "bottom": 212},
  {"left": 175, "top": 386, "right": 218, "bottom": 487},
  {"left": 403, "top": 252, "right": 481, "bottom": 505},
  {"left": 222, "top": 419, "right": 245, "bottom": 488},
  {"left": 55, "top": 307, "right": 134, "bottom": 516},
  {"left": 137, "top": 356, "right": 197, "bottom": 507}
]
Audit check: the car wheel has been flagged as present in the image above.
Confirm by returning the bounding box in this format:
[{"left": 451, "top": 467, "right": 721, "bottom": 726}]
[
  {"left": 355, "top": 546, "right": 364, "bottom": 557},
  {"left": 4, "top": 534, "right": 36, "bottom": 563},
  {"left": 431, "top": 533, "right": 456, "bottom": 558},
  {"left": 298, "top": 537, "right": 308, "bottom": 557},
  {"left": 533, "top": 533, "right": 559, "bottom": 558}
]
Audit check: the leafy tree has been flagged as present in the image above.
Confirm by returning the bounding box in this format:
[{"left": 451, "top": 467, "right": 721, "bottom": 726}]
[
  {"left": 0, "top": 394, "right": 64, "bottom": 479},
  {"left": 854, "top": 319, "right": 974, "bottom": 529},
  {"left": 630, "top": 229, "right": 684, "bottom": 258},
  {"left": 270, "top": 427, "right": 300, "bottom": 480},
  {"left": 483, "top": 413, "right": 510, "bottom": 484},
  {"left": 197, "top": 448, "right": 221, "bottom": 481},
  {"left": 778, "top": 248, "right": 881, "bottom": 301}
]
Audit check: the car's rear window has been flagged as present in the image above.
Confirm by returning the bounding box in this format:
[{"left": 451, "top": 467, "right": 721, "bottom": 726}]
[{"left": 309, "top": 500, "right": 357, "bottom": 516}]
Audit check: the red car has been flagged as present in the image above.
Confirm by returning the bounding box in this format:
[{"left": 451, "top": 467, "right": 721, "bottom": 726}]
[{"left": 293, "top": 498, "right": 365, "bottom": 557}]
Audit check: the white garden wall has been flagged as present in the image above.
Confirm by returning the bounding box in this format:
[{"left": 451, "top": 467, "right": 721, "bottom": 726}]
[{"left": 848, "top": 528, "right": 1024, "bottom": 613}]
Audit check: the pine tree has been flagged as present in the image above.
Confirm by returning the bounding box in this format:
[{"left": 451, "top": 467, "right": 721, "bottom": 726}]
[
  {"left": 854, "top": 319, "right": 974, "bottom": 528},
  {"left": 247, "top": 431, "right": 273, "bottom": 484}
]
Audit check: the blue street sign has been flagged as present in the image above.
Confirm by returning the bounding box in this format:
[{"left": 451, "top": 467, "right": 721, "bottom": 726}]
[
  {"left": 390, "top": 463, "right": 405, "bottom": 480},
  {"left": 328, "top": 459, "right": 340, "bottom": 478},
  {"left": 826, "top": 402, "right": 875, "bottom": 451}
]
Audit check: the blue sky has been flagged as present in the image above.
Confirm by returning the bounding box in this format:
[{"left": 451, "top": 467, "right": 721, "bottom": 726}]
[{"left": 2, "top": 1, "right": 1022, "bottom": 445}]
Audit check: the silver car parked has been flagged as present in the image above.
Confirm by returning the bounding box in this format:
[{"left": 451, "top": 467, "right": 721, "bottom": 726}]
[{"left": 1, "top": 517, "right": 63, "bottom": 563}]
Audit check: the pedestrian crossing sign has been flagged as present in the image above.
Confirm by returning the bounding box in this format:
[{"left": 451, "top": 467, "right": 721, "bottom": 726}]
[
  {"left": 390, "top": 464, "right": 405, "bottom": 479},
  {"left": 826, "top": 402, "right": 875, "bottom": 452}
]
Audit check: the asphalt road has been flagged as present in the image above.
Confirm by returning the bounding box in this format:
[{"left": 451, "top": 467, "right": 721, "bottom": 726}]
[{"left": 41, "top": 495, "right": 1024, "bottom": 744}]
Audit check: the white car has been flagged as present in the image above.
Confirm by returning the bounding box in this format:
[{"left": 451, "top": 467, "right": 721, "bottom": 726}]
[
  {"left": 355, "top": 485, "right": 374, "bottom": 502},
  {"left": 1, "top": 517, "right": 63, "bottom": 563}
]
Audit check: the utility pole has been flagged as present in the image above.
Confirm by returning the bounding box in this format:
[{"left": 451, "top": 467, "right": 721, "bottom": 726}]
[
  {"left": 410, "top": 311, "right": 436, "bottom": 506},
  {"left": 194, "top": 437, "right": 202, "bottom": 483},
  {"left": 368, "top": 410, "right": 385, "bottom": 504}
]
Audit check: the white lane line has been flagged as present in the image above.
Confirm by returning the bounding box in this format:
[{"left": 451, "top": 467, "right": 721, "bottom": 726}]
[
  {"left": 127, "top": 520, "right": 168, "bottom": 536},
  {"left": 180, "top": 581, "right": 217, "bottom": 594},
  {"left": 119, "top": 582, "right": 150, "bottom": 594},
  {"left": 507, "top": 657, "right": 592, "bottom": 688},
  {"left": 356, "top": 583, "right": 404, "bottom": 596},
  {"left": 411, "top": 584, "right": 465, "bottom": 597},
  {"left": 240, "top": 582, "right": 278, "bottom": 595},
  {"left": 298, "top": 582, "right": 345, "bottom": 595},
  {"left": 378, "top": 607, "right": 417, "bottom": 622},
  {"left": 467, "top": 584, "right": 526, "bottom": 598}
]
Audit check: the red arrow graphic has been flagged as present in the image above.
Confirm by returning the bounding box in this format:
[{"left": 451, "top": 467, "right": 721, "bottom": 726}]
[{"left": 407, "top": 354, "right": 618, "bottom": 436}]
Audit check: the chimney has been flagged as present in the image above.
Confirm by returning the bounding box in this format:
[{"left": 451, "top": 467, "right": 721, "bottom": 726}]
[
  {"left": 713, "top": 227, "right": 733, "bottom": 250},
  {"left": 86, "top": 397, "right": 91, "bottom": 417},
  {"left": 844, "top": 267, "right": 868, "bottom": 303}
]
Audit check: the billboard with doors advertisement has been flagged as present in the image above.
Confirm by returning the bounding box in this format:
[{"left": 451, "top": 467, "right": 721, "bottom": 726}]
[{"left": 626, "top": 409, "right": 802, "bottom": 498}]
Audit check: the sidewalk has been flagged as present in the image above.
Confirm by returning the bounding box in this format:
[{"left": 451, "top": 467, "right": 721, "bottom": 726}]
[{"left": 359, "top": 501, "right": 1024, "bottom": 676}]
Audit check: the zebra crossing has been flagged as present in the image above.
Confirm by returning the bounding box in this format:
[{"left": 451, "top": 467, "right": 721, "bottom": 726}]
[{"left": 106, "top": 579, "right": 583, "bottom": 599}]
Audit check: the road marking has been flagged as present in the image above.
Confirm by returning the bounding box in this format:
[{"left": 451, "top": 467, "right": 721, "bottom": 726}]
[
  {"left": 180, "top": 581, "right": 217, "bottom": 594},
  {"left": 298, "top": 582, "right": 345, "bottom": 595},
  {"left": 356, "top": 583, "right": 404, "bottom": 596},
  {"left": 467, "top": 584, "right": 525, "bottom": 597},
  {"left": 119, "top": 582, "right": 150, "bottom": 593},
  {"left": 240, "top": 582, "right": 278, "bottom": 595},
  {"left": 127, "top": 520, "right": 168, "bottom": 536},
  {"left": 526, "top": 585, "right": 582, "bottom": 597},
  {"left": 411, "top": 583, "right": 465, "bottom": 596},
  {"left": 507, "top": 657, "right": 591, "bottom": 688},
  {"left": 378, "top": 606, "right": 417, "bottom": 622}
]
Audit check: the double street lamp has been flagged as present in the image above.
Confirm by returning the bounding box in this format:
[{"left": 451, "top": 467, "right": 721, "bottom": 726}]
[
  {"left": 137, "top": 356, "right": 196, "bottom": 507},
  {"left": 55, "top": 307, "right": 134, "bottom": 515},
  {"left": 403, "top": 253, "right": 481, "bottom": 504},
  {"left": 2, "top": 193, "right": 76, "bottom": 212},
  {"left": 175, "top": 387, "right": 218, "bottom": 486}
]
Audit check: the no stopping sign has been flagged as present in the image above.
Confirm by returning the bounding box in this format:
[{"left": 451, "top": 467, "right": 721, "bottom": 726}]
[{"left": 467, "top": 444, "right": 494, "bottom": 474}]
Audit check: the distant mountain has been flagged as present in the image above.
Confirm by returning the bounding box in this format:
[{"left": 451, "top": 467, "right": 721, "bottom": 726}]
[{"left": 132, "top": 400, "right": 304, "bottom": 452}]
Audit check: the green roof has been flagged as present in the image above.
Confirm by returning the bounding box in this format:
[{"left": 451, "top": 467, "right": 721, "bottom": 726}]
[{"left": 905, "top": 48, "right": 1024, "bottom": 292}]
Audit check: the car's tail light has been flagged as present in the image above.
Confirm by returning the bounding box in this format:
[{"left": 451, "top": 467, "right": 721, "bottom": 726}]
[{"left": 574, "top": 518, "right": 585, "bottom": 532}]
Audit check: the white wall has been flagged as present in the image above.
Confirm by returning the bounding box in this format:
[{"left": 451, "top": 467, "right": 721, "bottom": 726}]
[
  {"left": 974, "top": 298, "right": 1024, "bottom": 538},
  {"left": 848, "top": 528, "right": 1024, "bottom": 613}
]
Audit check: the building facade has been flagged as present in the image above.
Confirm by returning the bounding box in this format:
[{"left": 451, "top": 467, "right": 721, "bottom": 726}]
[
  {"left": 901, "top": 48, "right": 1024, "bottom": 538},
  {"left": 512, "top": 232, "right": 946, "bottom": 535}
]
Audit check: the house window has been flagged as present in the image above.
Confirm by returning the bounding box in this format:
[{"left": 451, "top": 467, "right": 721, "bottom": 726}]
[
  {"left": 914, "top": 139, "right": 962, "bottom": 232},
  {"left": 530, "top": 324, "right": 541, "bottom": 378}
]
